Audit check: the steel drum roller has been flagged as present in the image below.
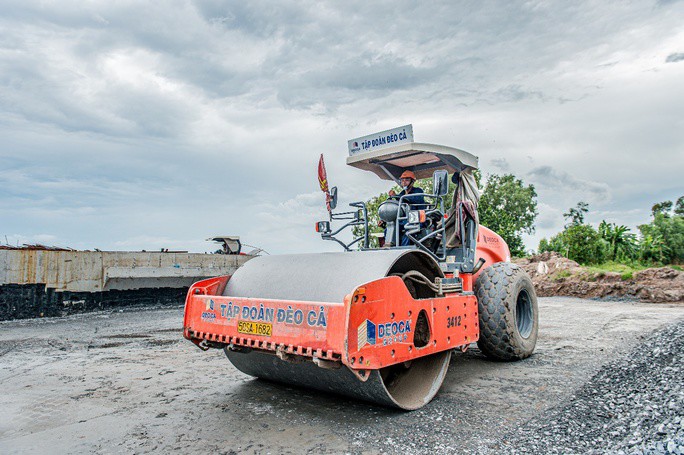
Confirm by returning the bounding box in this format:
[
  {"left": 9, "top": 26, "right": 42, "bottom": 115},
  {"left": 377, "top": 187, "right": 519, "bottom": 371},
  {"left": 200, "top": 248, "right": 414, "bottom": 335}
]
[{"left": 222, "top": 249, "right": 452, "bottom": 409}]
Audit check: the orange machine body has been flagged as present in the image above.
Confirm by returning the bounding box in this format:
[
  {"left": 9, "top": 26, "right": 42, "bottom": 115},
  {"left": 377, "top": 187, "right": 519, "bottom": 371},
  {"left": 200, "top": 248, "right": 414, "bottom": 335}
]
[
  {"left": 184, "top": 275, "right": 478, "bottom": 372},
  {"left": 183, "top": 224, "right": 509, "bottom": 371}
]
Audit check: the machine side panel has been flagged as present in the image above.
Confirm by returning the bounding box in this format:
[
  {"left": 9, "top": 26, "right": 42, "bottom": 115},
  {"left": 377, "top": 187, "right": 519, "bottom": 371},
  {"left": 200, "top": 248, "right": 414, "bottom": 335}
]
[
  {"left": 475, "top": 225, "right": 511, "bottom": 279},
  {"left": 184, "top": 293, "right": 346, "bottom": 358},
  {"left": 346, "top": 276, "right": 479, "bottom": 370}
]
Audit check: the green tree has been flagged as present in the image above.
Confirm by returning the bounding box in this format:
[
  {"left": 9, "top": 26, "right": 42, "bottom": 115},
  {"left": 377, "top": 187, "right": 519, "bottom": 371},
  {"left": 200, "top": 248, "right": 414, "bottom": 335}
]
[
  {"left": 537, "top": 202, "right": 606, "bottom": 264},
  {"left": 638, "top": 210, "right": 684, "bottom": 264},
  {"left": 478, "top": 174, "right": 538, "bottom": 257},
  {"left": 538, "top": 234, "right": 566, "bottom": 256},
  {"left": 539, "top": 224, "right": 605, "bottom": 265},
  {"left": 563, "top": 201, "right": 589, "bottom": 227},
  {"left": 675, "top": 196, "right": 684, "bottom": 217},
  {"left": 598, "top": 221, "right": 637, "bottom": 261},
  {"left": 651, "top": 201, "right": 673, "bottom": 217},
  {"left": 638, "top": 231, "right": 669, "bottom": 264},
  {"left": 537, "top": 237, "right": 551, "bottom": 254}
]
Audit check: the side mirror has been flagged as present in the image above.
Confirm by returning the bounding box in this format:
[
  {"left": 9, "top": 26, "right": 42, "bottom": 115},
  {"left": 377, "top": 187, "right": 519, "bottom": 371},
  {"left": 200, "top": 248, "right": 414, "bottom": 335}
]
[
  {"left": 433, "top": 170, "right": 449, "bottom": 196},
  {"left": 329, "top": 186, "right": 338, "bottom": 210}
]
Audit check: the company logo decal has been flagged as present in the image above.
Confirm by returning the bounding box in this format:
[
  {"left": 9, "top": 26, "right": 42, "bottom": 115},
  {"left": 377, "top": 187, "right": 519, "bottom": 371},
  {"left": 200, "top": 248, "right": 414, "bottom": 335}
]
[
  {"left": 358, "top": 318, "right": 412, "bottom": 348},
  {"left": 199, "top": 301, "right": 327, "bottom": 328},
  {"left": 358, "top": 319, "right": 376, "bottom": 348}
]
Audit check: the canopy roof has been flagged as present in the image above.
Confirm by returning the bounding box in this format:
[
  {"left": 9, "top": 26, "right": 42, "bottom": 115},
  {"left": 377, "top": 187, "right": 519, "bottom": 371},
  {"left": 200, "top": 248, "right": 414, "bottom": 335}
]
[
  {"left": 346, "top": 142, "right": 478, "bottom": 182},
  {"left": 207, "top": 236, "right": 241, "bottom": 254}
]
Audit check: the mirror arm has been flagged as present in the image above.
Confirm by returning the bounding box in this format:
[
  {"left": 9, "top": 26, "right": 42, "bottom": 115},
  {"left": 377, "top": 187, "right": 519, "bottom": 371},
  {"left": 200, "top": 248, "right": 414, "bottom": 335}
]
[
  {"left": 348, "top": 201, "right": 369, "bottom": 249},
  {"left": 326, "top": 236, "right": 351, "bottom": 251},
  {"left": 345, "top": 235, "right": 365, "bottom": 250}
]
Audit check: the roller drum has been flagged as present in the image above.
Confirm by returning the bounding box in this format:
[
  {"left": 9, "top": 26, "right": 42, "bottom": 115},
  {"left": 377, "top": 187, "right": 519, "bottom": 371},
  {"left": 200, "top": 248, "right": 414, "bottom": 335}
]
[
  {"left": 223, "top": 249, "right": 441, "bottom": 303},
  {"left": 226, "top": 348, "right": 451, "bottom": 410},
  {"left": 222, "top": 249, "right": 450, "bottom": 410}
]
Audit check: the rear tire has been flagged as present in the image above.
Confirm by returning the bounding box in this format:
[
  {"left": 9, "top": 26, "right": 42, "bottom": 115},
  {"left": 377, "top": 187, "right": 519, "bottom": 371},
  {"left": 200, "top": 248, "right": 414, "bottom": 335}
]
[{"left": 475, "top": 262, "right": 538, "bottom": 360}]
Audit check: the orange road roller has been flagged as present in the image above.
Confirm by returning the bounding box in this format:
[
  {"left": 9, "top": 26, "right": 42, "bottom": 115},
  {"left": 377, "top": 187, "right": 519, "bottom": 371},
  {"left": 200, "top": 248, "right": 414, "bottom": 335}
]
[{"left": 184, "top": 130, "right": 538, "bottom": 410}]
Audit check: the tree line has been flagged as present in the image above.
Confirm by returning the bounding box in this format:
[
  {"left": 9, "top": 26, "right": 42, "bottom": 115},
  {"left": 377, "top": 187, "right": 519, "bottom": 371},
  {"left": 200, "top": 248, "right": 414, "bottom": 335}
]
[{"left": 539, "top": 198, "right": 684, "bottom": 265}]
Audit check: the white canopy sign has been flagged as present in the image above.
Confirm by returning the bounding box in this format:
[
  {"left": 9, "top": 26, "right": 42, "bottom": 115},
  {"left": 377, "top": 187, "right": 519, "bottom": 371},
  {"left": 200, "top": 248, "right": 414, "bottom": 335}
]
[{"left": 347, "top": 124, "right": 413, "bottom": 156}]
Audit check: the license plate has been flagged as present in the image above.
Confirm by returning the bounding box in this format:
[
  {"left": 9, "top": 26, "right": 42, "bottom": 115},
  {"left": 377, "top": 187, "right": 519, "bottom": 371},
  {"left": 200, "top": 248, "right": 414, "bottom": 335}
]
[{"left": 237, "top": 321, "right": 272, "bottom": 337}]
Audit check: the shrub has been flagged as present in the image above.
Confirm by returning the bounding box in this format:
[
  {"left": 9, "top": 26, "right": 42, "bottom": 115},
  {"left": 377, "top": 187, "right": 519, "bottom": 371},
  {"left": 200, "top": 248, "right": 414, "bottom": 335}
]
[
  {"left": 638, "top": 212, "right": 684, "bottom": 264},
  {"left": 538, "top": 224, "right": 605, "bottom": 265}
]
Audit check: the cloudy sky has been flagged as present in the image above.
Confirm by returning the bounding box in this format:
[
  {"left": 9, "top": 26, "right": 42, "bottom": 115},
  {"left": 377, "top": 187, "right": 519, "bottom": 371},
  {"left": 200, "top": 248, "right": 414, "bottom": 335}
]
[{"left": 1, "top": 0, "right": 683, "bottom": 255}]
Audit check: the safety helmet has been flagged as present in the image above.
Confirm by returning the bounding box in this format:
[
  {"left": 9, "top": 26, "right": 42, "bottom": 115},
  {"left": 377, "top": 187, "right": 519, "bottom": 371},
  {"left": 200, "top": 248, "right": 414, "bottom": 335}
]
[{"left": 400, "top": 170, "right": 416, "bottom": 180}]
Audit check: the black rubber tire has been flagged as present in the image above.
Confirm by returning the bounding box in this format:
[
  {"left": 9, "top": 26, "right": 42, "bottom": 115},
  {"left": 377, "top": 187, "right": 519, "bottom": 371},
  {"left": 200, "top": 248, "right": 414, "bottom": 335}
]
[{"left": 475, "top": 262, "right": 538, "bottom": 361}]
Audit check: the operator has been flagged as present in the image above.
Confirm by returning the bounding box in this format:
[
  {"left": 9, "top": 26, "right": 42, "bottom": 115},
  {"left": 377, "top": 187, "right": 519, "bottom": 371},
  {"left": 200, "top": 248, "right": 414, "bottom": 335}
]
[
  {"left": 389, "top": 170, "right": 426, "bottom": 207},
  {"left": 384, "top": 170, "right": 426, "bottom": 246}
]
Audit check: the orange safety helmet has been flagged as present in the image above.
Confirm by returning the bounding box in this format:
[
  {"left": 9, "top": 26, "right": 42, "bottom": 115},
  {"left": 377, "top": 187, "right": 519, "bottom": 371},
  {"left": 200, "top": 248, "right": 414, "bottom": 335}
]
[{"left": 400, "top": 170, "right": 416, "bottom": 180}]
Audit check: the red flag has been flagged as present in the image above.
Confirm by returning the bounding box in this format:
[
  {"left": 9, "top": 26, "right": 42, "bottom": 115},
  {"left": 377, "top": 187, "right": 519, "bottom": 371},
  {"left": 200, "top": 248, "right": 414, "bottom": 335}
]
[
  {"left": 317, "top": 154, "right": 329, "bottom": 193},
  {"left": 317, "top": 154, "right": 332, "bottom": 212}
]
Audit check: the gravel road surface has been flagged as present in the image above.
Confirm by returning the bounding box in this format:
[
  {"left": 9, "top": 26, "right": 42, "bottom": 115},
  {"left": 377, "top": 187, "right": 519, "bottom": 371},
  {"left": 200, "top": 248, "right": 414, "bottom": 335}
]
[
  {"left": 0, "top": 297, "right": 682, "bottom": 454},
  {"left": 495, "top": 320, "right": 684, "bottom": 454}
]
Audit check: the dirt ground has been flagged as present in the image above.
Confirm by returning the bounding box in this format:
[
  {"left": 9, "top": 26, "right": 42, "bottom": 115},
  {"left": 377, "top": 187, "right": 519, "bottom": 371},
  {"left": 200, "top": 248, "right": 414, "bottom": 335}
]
[
  {"left": 1, "top": 298, "right": 682, "bottom": 454},
  {"left": 516, "top": 252, "right": 684, "bottom": 303}
]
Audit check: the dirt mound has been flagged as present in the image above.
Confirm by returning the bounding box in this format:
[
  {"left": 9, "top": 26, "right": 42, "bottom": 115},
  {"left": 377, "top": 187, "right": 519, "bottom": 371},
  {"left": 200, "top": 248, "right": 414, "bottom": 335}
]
[{"left": 514, "top": 252, "right": 684, "bottom": 303}]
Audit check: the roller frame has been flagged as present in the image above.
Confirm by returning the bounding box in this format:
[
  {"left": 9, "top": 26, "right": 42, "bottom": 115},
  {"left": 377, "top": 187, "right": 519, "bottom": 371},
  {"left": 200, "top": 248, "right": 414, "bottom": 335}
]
[
  {"left": 183, "top": 231, "right": 508, "bottom": 409},
  {"left": 183, "top": 274, "right": 479, "bottom": 373}
]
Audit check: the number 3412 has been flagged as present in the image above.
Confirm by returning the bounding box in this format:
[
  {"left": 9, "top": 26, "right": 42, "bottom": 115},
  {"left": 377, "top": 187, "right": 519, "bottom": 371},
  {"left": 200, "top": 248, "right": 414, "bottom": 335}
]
[{"left": 446, "top": 315, "right": 462, "bottom": 328}]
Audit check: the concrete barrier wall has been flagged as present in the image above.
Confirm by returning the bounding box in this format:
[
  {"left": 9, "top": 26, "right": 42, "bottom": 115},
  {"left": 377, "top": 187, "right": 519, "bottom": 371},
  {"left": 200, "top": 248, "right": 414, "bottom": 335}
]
[
  {"left": 0, "top": 250, "right": 252, "bottom": 292},
  {"left": 0, "top": 250, "right": 253, "bottom": 320}
]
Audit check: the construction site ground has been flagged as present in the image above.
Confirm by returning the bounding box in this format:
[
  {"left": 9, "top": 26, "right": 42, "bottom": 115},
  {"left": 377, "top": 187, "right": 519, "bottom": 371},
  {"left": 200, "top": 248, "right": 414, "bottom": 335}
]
[{"left": 1, "top": 297, "right": 682, "bottom": 454}]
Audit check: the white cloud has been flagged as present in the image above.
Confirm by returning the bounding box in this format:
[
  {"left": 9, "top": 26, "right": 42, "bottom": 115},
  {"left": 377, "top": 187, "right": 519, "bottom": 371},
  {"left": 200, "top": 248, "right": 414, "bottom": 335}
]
[
  {"left": 527, "top": 165, "right": 612, "bottom": 204},
  {"left": 0, "top": 0, "right": 683, "bottom": 254},
  {"left": 490, "top": 158, "right": 510, "bottom": 172}
]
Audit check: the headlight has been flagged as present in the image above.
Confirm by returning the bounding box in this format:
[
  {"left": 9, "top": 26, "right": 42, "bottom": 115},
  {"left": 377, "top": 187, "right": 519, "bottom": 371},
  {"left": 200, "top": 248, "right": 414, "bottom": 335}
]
[
  {"left": 408, "top": 210, "right": 426, "bottom": 224},
  {"left": 315, "top": 221, "right": 331, "bottom": 234}
]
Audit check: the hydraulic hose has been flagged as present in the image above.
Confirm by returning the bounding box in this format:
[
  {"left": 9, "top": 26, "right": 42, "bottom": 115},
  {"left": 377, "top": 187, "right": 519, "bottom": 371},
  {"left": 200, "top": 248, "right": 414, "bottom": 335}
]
[{"left": 392, "top": 270, "right": 462, "bottom": 295}]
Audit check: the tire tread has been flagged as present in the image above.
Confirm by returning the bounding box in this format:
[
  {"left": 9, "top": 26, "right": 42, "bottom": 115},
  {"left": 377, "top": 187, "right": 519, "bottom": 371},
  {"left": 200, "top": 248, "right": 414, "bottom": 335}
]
[{"left": 475, "top": 262, "right": 538, "bottom": 361}]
